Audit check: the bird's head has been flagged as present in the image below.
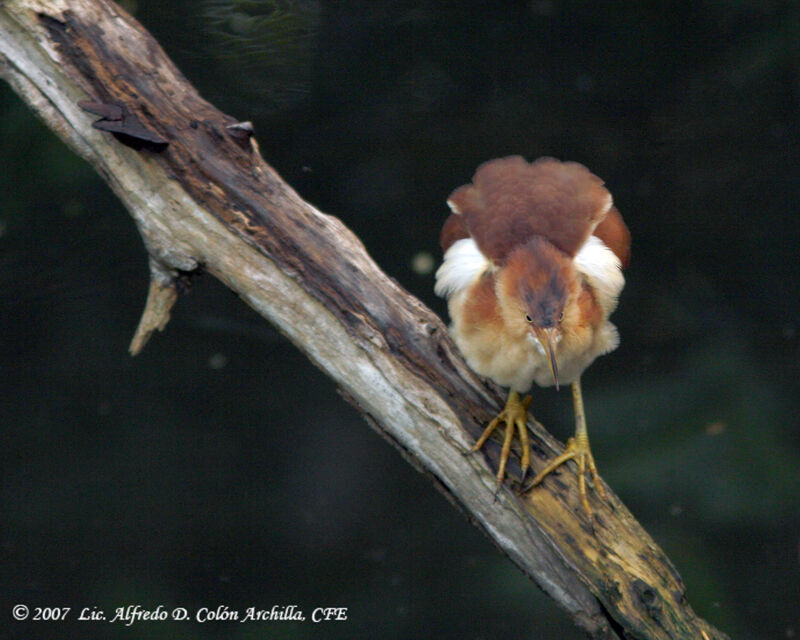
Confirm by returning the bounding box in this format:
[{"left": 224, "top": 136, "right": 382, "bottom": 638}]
[{"left": 497, "top": 236, "right": 577, "bottom": 389}]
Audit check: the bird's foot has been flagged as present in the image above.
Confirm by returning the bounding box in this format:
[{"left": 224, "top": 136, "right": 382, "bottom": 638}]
[
  {"left": 526, "top": 434, "right": 607, "bottom": 517},
  {"left": 471, "top": 391, "right": 532, "bottom": 485}
]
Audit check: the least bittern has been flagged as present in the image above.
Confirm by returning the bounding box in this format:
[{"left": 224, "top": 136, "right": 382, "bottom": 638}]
[{"left": 435, "top": 156, "right": 630, "bottom": 516}]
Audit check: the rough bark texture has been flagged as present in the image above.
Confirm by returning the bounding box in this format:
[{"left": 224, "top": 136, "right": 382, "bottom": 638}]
[{"left": 0, "top": 2, "right": 728, "bottom": 639}]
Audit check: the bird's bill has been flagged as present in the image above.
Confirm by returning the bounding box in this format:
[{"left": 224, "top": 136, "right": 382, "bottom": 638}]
[{"left": 533, "top": 327, "right": 560, "bottom": 390}]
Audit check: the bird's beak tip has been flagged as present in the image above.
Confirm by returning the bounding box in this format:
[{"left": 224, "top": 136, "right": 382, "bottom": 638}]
[{"left": 533, "top": 327, "right": 559, "bottom": 389}]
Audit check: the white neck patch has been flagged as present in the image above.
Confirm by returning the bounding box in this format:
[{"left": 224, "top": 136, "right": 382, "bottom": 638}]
[
  {"left": 434, "top": 238, "right": 492, "bottom": 299},
  {"left": 573, "top": 235, "right": 625, "bottom": 315}
]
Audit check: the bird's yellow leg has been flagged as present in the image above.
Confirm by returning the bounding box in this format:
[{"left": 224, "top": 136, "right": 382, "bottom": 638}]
[
  {"left": 472, "top": 390, "right": 532, "bottom": 484},
  {"left": 528, "top": 378, "right": 606, "bottom": 516}
]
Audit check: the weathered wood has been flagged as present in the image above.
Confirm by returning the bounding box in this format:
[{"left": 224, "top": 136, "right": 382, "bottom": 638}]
[
  {"left": 0, "top": 2, "right": 728, "bottom": 639},
  {"left": 129, "top": 257, "right": 180, "bottom": 356}
]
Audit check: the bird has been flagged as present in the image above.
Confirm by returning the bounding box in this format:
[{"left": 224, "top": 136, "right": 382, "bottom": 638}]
[{"left": 434, "top": 155, "right": 630, "bottom": 516}]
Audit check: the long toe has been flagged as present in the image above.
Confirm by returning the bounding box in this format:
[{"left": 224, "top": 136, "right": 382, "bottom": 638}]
[
  {"left": 472, "top": 391, "right": 532, "bottom": 486},
  {"left": 525, "top": 437, "right": 606, "bottom": 518}
]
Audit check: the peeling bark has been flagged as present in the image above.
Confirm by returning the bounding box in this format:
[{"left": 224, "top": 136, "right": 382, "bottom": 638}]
[{"left": 0, "top": 2, "right": 728, "bottom": 639}]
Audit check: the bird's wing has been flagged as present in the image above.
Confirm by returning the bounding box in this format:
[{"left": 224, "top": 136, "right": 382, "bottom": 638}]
[
  {"left": 592, "top": 205, "right": 631, "bottom": 269},
  {"left": 446, "top": 156, "right": 613, "bottom": 262},
  {"left": 439, "top": 212, "right": 469, "bottom": 253}
]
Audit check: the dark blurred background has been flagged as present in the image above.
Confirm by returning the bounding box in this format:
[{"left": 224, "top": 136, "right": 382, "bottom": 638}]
[{"left": 2, "top": 1, "right": 798, "bottom": 638}]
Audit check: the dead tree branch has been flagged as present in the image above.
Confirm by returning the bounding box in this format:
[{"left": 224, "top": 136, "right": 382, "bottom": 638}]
[{"left": 0, "top": 2, "right": 727, "bottom": 638}]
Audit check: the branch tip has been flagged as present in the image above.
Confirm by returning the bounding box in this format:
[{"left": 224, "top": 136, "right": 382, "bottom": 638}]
[{"left": 129, "top": 277, "right": 179, "bottom": 356}]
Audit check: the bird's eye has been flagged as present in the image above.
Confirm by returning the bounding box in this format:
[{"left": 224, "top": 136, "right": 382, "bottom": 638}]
[
  {"left": 525, "top": 314, "right": 533, "bottom": 323},
  {"left": 559, "top": 311, "right": 564, "bottom": 322}
]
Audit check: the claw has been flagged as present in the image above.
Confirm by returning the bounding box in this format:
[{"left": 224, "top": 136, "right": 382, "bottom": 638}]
[
  {"left": 526, "top": 435, "right": 606, "bottom": 517},
  {"left": 471, "top": 390, "right": 532, "bottom": 484},
  {"left": 524, "top": 378, "right": 607, "bottom": 518}
]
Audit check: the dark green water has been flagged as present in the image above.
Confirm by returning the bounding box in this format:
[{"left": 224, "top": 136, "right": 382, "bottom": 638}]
[{"left": 2, "top": 2, "right": 798, "bottom": 638}]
